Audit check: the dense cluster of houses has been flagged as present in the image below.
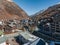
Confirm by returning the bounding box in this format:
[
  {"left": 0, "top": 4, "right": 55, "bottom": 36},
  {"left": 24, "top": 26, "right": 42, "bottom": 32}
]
[
  {"left": 0, "top": 19, "right": 38, "bottom": 34},
  {"left": 0, "top": 18, "right": 39, "bottom": 45},
  {"left": 37, "top": 14, "right": 60, "bottom": 41},
  {"left": 28, "top": 4, "right": 60, "bottom": 42}
]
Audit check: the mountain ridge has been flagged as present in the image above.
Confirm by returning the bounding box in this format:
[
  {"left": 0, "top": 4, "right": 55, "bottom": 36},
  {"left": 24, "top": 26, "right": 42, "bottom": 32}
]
[
  {"left": 32, "top": 4, "right": 60, "bottom": 21},
  {"left": 0, "top": 0, "right": 29, "bottom": 21}
]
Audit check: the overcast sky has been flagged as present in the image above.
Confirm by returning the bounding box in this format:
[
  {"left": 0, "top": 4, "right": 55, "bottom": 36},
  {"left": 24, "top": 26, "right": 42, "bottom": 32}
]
[{"left": 13, "top": 0, "right": 60, "bottom": 15}]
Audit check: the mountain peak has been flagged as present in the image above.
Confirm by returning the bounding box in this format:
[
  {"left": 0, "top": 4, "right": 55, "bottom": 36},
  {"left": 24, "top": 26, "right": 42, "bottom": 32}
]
[
  {"left": 32, "top": 4, "right": 60, "bottom": 21},
  {"left": 56, "top": 2, "right": 60, "bottom": 4},
  {"left": 0, "top": 0, "right": 29, "bottom": 21},
  {"left": 6, "top": 0, "right": 13, "bottom": 2}
]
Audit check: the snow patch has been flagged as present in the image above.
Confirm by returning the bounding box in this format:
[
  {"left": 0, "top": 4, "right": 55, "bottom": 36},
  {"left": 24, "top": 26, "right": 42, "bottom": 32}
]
[
  {"left": 7, "top": 0, "right": 13, "bottom": 2},
  {"left": 56, "top": 2, "right": 60, "bottom": 4}
]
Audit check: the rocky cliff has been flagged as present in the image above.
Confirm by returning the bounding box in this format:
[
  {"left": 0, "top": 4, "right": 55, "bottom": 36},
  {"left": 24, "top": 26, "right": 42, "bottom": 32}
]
[{"left": 0, "top": 0, "right": 29, "bottom": 21}]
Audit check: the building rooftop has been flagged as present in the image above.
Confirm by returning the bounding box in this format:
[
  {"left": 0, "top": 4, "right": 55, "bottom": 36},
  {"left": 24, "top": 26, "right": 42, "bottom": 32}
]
[
  {"left": 19, "top": 31, "right": 39, "bottom": 42},
  {"left": 0, "top": 35, "right": 7, "bottom": 44}
]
